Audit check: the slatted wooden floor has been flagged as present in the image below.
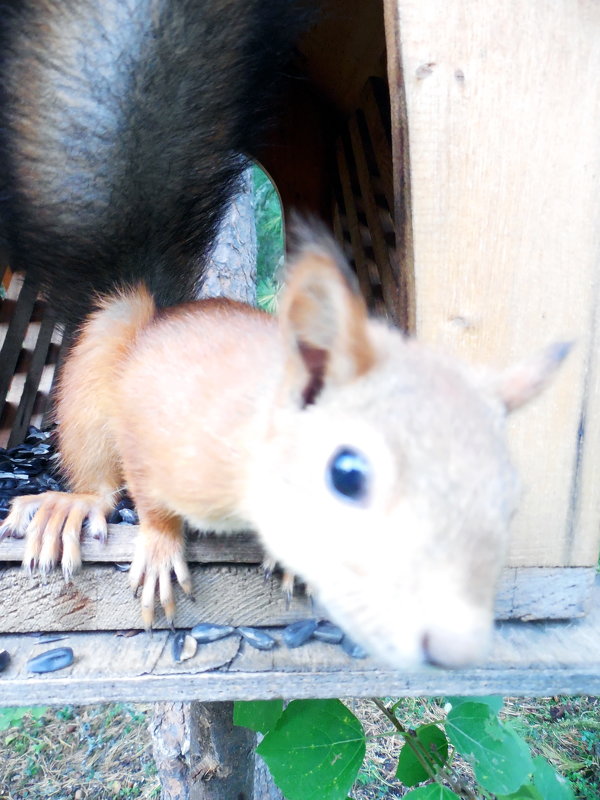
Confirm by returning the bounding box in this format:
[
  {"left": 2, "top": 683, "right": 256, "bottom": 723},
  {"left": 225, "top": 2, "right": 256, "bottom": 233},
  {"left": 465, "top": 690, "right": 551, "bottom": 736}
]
[{"left": 0, "top": 529, "right": 598, "bottom": 704}]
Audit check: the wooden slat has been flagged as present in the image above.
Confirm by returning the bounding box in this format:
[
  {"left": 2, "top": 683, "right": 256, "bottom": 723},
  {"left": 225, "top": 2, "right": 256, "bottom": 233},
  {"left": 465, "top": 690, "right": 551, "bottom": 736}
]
[
  {"left": 335, "top": 140, "right": 374, "bottom": 304},
  {"left": 8, "top": 304, "right": 57, "bottom": 447},
  {"left": 0, "top": 527, "right": 264, "bottom": 564},
  {"left": 0, "top": 273, "right": 38, "bottom": 416},
  {"left": 0, "top": 565, "right": 311, "bottom": 633},
  {"left": 1, "top": 578, "right": 599, "bottom": 704},
  {"left": 41, "top": 324, "right": 69, "bottom": 429},
  {"left": 384, "top": 0, "right": 600, "bottom": 572},
  {"left": 347, "top": 116, "right": 401, "bottom": 324},
  {"left": 0, "top": 524, "right": 595, "bottom": 627},
  {"left": 360, "top": 79, "right": 395, "bottom": 215}
]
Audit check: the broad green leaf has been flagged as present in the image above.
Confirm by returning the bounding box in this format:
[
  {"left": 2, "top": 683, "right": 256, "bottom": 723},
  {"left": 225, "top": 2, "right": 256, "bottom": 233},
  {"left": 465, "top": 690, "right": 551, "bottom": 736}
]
[
  {"left": 404, "top": 785, "right": 461, "bottom": 799},
  {"left": 446, "top": 702, "right": 532, "bottom": 794},
  {"left": 498, "top": 785, "right": 543, "bottom": 800},
  {"left": 446, "top": 696, "right": 503, "bottom": 714},
  {"left": 257, "top": 699, "right": 366, "bottom": 800},
  {"left": 532, "top": 756, "right": 574, "bottom": 800},
  {"left": 233, "top": 700, "right": 283, "bottom": 734},
  {"left": 396, "top": 724, "right": 449, "bottom": 786}
]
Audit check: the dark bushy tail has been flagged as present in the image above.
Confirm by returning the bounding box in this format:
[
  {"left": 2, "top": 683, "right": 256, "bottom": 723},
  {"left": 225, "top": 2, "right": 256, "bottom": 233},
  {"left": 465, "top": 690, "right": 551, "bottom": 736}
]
[{"left": 0, "top": 0, "right": 311, "bottom": 321}]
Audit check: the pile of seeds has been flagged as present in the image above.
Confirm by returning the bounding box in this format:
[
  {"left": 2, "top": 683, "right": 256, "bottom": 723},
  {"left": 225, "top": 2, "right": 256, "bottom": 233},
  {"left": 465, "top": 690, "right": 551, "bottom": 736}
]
[
  {"left": 172, "top": 619, "right": 367, "bottom": 663},
  {"left": 0, "top": 426, "right": 64, "bottom": 520},
  {"left": 0, "top": 426, "right": 138, "bottom": 524}
]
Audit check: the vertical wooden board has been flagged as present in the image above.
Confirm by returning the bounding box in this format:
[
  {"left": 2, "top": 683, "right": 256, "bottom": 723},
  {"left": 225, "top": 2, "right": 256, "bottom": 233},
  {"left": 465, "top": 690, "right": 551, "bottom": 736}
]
[{"left": 385, "top": 0, "right": 600, "bottom": 567}]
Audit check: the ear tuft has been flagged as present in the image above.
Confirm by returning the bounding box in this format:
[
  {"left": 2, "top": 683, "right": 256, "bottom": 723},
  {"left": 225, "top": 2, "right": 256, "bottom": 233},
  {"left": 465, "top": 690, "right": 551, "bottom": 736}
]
[
  {"left": 496, "top": 341, "right": 573, "bottom": 412},
  {"left": 279, "top": 222, "right": 376, "bottom": 405}
]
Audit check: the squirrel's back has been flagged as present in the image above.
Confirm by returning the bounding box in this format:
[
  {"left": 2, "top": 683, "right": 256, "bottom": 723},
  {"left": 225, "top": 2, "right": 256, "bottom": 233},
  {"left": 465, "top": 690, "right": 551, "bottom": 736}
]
[{"left": 0, "top": 0, "right": 310, "bottom": 320}]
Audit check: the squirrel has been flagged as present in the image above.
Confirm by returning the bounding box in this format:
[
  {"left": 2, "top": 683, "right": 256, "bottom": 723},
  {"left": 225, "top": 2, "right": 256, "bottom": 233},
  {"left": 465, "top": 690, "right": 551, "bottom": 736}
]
[{"left": 0, "top": 1, "right": 569, "bottom": 667}]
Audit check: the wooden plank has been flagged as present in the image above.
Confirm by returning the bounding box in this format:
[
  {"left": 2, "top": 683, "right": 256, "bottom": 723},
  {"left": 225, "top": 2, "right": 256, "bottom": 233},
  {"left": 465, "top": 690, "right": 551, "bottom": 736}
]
[
  {"left": 0, "top": 526, "right": 265, "bottom": 564},
  {"left": 41, "top": 324, "right": 69, "bottom": 429},
  {"left": 0, "top": 565, "right": 312, "bottom": 632},
  {"left": 384, "top": 0, "right": 600, "bottom": 570},
  {"left": 0, "top": 538, "right": 595, "bottom": 630},
  {"left": 8, "top": 304, "right": 57, "bottom": 447},
  {"left": 0, "top": 578, "right": 599, "bottom": 704},
  {"left": 382, "top": 1, "right": 416, "bottom": 333},
  {"left": 0, "top": 273, "right": 38, "bottom": 415}
]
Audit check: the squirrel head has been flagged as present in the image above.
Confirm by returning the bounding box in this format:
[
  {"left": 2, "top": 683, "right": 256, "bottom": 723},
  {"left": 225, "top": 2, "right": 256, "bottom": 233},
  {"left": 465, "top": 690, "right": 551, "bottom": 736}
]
[{"left": 247, "top": 227, "right": 570, "bottom": 668}]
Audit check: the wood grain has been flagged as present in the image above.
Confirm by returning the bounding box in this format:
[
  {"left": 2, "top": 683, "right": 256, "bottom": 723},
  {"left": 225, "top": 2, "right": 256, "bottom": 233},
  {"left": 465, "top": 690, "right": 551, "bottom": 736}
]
[
  {"left": 0, "top": 527, "right": 264, "bottom": 564},
  {"left": 0, "top": 540, "right": 594, "bottom": 631},
  {"left": 0, "top": 564, "right": 312, "bottom": 633},
  {"left": 385, "top": 0, "right": 600, "bottom": 570},
  {"left": 0, "top": 578, "right": 598, "bottom": 705}
]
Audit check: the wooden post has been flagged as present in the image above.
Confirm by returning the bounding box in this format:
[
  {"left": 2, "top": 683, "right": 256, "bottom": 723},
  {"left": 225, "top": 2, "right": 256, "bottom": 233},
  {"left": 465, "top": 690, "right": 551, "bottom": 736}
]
[
  {"left": 384, "top": 0, "right": 600, "bottom": 582},
  {"left": 150, "top": 702, "right": 257, "bottom": 800}
]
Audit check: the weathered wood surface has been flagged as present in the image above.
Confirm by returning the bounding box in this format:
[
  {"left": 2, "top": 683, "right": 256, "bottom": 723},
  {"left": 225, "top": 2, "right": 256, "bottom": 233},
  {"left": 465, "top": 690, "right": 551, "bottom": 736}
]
[
  {"left": 1, "top": 578, "right": 599, "bottom": 705},
  {"left": 0, "top": 527, "right": 264, "bottom": 564},
  {"left": 0, "top": 530, "right": 595, "bottom": 630},
  {"left": 0, "top": 525, "right": 596, "bottom": 628},
  {"left": 0, "top": 565, "right": 312, "bottom": 633},
  {"left": 384, "top": 0, "right": 600, "bottom": 571}
]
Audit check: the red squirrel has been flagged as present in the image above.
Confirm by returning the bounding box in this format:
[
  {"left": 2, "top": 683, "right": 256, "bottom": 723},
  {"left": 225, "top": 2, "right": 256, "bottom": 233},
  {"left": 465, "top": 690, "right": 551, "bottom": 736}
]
[
  {"left": 0, "top": 1, "right": 568, "bottom": 666},
  {"left": 0, "top": 231, "right": 568, "bottom": 667}
]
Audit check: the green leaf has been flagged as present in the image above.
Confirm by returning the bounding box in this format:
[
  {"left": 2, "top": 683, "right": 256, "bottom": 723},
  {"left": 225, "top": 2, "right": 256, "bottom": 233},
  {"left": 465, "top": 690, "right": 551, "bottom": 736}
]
[
  {"left": 404, "top": 785, "right": 461, "bottom": 799},
  {"left": 233, "top": 700, "right": 283, "bottom": 735},
  {"left": 257, "top": 699, "right": 366, "bottom": 800},
  {"left": 498, "top": 786, "right": 543, "bottom": 800},
  {"left": 531, "top": 756, "right": 574, "bottom": 800},
  {"left": 446, "top": 696, "right": 504, "bottom": 714},
  {"left": 396, "top": 724, "right": 449, "bottom": 786},
  {"left": 0, "top": 706, "right": 47, "bottom": 731},
  {"left": 446, "top": 701, "right": 532, "bottom": 794}
]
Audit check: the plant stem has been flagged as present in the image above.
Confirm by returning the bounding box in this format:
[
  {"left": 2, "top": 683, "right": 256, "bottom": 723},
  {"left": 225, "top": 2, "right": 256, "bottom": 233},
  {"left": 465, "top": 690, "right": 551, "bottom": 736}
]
[
  {"left": 370, "top": 698, "right": 484, "bottom": 800},
  {"left": 371, "top": 698, "right": 438, "bottom": 781}
]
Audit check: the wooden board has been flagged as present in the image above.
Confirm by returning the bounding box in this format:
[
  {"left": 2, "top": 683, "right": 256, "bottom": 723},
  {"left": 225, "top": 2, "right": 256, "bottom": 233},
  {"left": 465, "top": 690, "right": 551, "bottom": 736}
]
[
  {"left": 0, "top": 528, "right": 595, "bottom": 629},
  {"left": 1, "top": 577, "right": 599, "bottom": 705},
  {"left": 384, "top": 0, "right": 600, "bottom": 570}
]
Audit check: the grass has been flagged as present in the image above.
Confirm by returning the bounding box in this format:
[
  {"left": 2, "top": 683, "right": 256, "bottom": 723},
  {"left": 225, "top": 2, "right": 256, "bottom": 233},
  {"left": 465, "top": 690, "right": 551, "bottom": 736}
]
[
  {"left": 0, "top": 698, "right": 597, "bottom": 799},
  {"left": 0, "top": 704, "right": 159, "bottom": 799}
]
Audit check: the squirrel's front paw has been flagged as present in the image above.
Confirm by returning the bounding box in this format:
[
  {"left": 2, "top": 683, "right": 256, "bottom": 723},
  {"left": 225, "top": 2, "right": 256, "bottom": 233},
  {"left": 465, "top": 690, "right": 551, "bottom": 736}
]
[
  {"left": 129, "top": 530, "right": 192, "bottom": 629},
  {"left": 0, "top": 491, "right": 108, "bottom": 580}
]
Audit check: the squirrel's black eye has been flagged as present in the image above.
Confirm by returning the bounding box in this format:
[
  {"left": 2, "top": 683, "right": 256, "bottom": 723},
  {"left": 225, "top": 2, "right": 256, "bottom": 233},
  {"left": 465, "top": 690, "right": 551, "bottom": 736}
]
[{"left": 327, "top": 448, "right": 370, "bottom": 503}]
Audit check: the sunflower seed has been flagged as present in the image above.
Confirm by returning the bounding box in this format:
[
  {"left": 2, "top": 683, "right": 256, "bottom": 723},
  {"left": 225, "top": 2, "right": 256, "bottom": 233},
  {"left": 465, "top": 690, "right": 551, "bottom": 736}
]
[
  {"left": 238, "top": 627, "right": 277, "bottom": 650},
  {"left": 190, "top": 623, "right": 236, "bottom": 643},
  {"left": 27, "top": 647, "right": 74, "bottom": 673},
  {"left": 282, "top": 619, "right": 317, "bottom": 648},
  {"left": 313, "top": 621, "right": 344, "bottom": 644}
]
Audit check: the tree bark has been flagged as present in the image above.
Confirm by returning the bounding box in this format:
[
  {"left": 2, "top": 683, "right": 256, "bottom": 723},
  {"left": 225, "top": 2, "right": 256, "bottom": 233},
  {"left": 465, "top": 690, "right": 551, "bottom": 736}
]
[{"left": 198, "top": 168, "right": 257, "bottom": 304}]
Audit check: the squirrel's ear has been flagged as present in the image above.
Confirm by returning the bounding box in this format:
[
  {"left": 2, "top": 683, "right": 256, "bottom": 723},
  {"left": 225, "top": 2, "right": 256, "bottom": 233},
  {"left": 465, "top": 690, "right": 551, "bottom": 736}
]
[
  {"left": 495, "top": 342, "right": 573, "bottom": 412},
  {"left": 279, "top": 232, "right": 375, "bottom": 406}
]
